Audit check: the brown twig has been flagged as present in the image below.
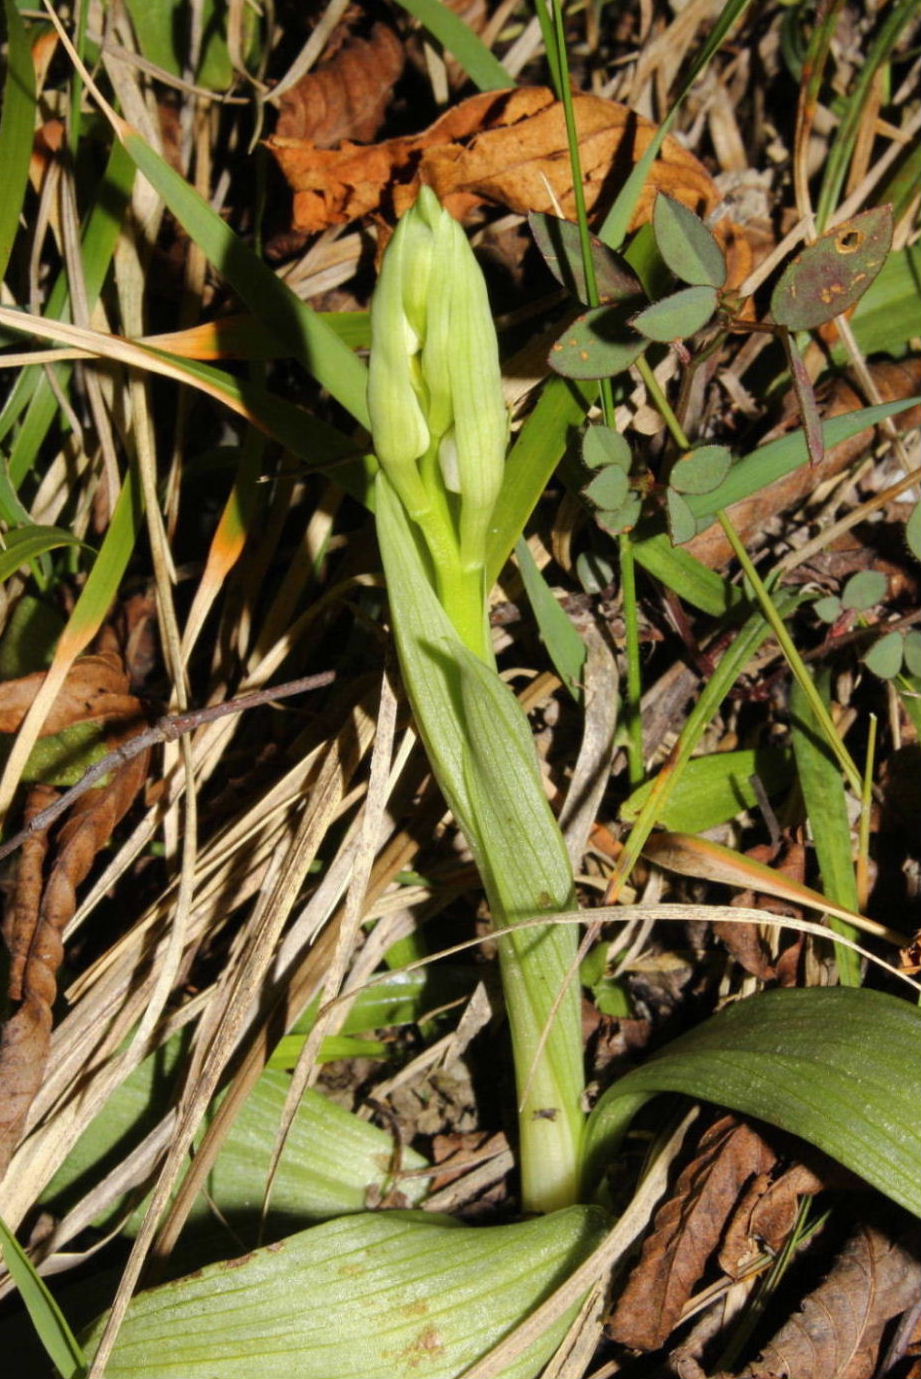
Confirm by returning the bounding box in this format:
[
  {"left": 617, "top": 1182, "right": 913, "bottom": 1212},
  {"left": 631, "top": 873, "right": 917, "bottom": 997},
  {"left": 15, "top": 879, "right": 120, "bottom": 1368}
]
[{"left": 0, "top": 671, "right": 336, "bottom": 866}]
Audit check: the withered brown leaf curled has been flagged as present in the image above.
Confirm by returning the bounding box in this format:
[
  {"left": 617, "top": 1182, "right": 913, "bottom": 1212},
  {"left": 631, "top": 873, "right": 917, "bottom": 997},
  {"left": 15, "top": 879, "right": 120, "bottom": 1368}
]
[
  {"left": 269, "top": 85, "right": 722, "bottom": 235},
  {"left": 275, "top": 24, "right": 405, "bottom": 148}
]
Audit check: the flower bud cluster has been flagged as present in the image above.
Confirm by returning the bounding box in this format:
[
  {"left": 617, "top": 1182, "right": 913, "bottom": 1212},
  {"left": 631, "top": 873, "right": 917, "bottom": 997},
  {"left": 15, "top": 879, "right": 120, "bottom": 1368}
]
[{"left": 368, "top": 186, "right": 507, "bottom": 576}]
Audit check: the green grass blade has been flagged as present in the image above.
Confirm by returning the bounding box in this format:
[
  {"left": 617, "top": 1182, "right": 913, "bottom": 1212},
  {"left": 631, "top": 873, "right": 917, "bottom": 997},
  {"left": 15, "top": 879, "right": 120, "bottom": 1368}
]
[
  {"left": 392, "top": 0, "right": 513, "bottom": 91},
  {"left": 515, "top": 537, "right": 586, "bottom": 703},
  {"left": 631, "top": 530, "right": 742, "bottom": 616},
  {"left": 0, "top": 1214, "right": 87, "bottom": 1379},
  {"left": 486, "top": 377, "right": 596, "bottom": 587},
  {"left": 789, "top": 674, "right": 862, "bottom": 984},
  {"left": 0, "top": 526, "right": 92, "bottom": 582},
  {"left": 686, "top": 397, "right": 921, "bottom": 522},
  {"left": 0, "top": 0, "right": 35, "bottom": 283},
  {"left": 585, "top": 988, "right": 921, "bottom": 1217},
  {"left": 120, "top": 130, "right": 369, "bottom": 427}
]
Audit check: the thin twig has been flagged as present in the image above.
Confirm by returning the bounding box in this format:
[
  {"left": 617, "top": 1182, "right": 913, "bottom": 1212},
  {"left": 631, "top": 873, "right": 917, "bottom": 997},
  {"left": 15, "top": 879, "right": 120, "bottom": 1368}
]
[{"left": 0, "top": 672, "right": 335, "bottom": 866}]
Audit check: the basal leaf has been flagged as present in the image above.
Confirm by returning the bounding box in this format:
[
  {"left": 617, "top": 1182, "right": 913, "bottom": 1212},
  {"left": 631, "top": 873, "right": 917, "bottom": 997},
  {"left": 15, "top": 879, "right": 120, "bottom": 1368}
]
[
  {"left": 548, "top": 304, "right": 646, "bottom": 380},
  {"left": 584, "top": 988, "right": 921, "bottom": 1217},
  {"left": 632, "top": 285, "right": 718, "bottom": 342},
  {"left": 771, "top": 206, "right": 894, "bottom": 331},
  {"left": 529, "top": 213, "right": 643, "bottom": 305},
  {"left": 620, "top": 747, "right": 793, "bottom": 832},
  {"left": 653, "top": 193, "right": 726, "bottom": 288},
  {"left": 87, "top": 1207, "right": 609, "bottom": 1379}
]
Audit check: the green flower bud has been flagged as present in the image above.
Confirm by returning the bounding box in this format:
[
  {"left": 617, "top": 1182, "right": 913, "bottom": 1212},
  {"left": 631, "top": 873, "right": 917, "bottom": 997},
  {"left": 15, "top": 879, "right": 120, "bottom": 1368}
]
[{"left": 368, "top": 186, "right": 507, "bottom": 572}]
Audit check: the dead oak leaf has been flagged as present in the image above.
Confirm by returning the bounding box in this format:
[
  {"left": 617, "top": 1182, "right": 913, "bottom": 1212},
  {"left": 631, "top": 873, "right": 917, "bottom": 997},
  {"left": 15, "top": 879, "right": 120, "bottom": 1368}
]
[
  {"left": 0, "top": 651, "right": 143, "bottom": 738},
  {"left": 269, "top": 85, "right": 722, "bottom": 236},
  {"left": 276, "top": 23, "right": 405, "bottom": 148}
]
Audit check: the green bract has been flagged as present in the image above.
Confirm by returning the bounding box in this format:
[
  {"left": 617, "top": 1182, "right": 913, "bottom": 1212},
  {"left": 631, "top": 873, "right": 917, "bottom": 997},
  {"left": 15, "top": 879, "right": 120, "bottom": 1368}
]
[{"left": 368, "top": 186, "right": 508, "bottom": 578}]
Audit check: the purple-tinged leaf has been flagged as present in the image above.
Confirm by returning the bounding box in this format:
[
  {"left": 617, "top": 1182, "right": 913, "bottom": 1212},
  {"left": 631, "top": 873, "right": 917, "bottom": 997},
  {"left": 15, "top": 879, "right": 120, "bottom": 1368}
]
[
  {"left": 529, "top": 213, "right": 643, "bottom": 304},
  {"left": 653, "top": 193, "right": 726, "bottom": 289},
  {"left": 784, "top": 333, "right": 824, "bottom": 466},
  {"left": 771, "top": 206, "right": 893, "bottom": 331},
  {"left": 632, "top": 285, "right": 718, "bottom": 342}
]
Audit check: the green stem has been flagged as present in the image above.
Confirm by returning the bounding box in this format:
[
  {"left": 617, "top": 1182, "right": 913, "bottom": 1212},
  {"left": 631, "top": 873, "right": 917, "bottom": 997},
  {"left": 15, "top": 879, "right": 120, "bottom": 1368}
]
[
  {"left": 636, "top": 356, "right": 690, "bottom": 450},
  {"left": 718, "top": 510, "right": 862, "bottom": 794}
]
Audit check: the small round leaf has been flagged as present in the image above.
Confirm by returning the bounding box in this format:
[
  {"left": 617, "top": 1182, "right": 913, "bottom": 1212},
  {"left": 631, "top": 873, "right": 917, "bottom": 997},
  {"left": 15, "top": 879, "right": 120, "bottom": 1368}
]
[
  {"left": 653, "top": 193, "right": 726, "bottom": 288},
  {"left": 585, "top": 466, "right": 629, "bottom": 511},
  {"left": 549, "top": 304, "right": 646, "bottom": 380},
  {"left": 813, "top": 595, "right": 843, "bottom": 624},
  {"left": 902, "top": 631, "right": 921, "bottom": 679},
  {"left": 771, "top": 206, "right": 893, "bottom": 331},
  {"left": 841, "top": 569, "right": 887, "bottom": 611},
  {"left": 596, "top": 492, "right": 643, "bottom": 535},
  {"left": 863, "top": 630, "right": 903, "bottom": 679},
  {"left": 669, "top": 444, "right": 732, "bottom": 495},
  {"left": 529, "top": 213, "right": 643, "bottom": 304},
  {"left": 632, "top": 285, "right": 718, "bottom": 342},
  {"left": 666, "top": 487, "right": 697, "bottom": 546},
  {"left": 583, "top": 425, "right": 631, "bottom": 472}
]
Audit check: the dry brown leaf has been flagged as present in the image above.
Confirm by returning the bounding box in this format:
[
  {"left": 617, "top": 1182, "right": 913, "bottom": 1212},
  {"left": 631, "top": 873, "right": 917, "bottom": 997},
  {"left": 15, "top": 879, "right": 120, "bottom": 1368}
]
[
  {"left": 0, "top": 649, "right": 152, "bottom": 1180},
  {"left": 720, "top": 1160, "right": 836, "bottom": 1279},
  {"left": 269, "top": 85, "right": 722, "bottom": 235},
  {"left": 0, "top": 651, "right": 143, "bottom": 737},
  {"left": 606, "top": 1115, "right": 778, "bottom": 1351},
  {"left": 719, "top": 843, "right": 808, "bottom": 984},
  {"left": 737, "top": 1223, "right": 921, "bottom": 1379},
  {"left": 687, "top": 357, "right": 921, "bottom": 570},
  {"left": 275, "top": 23, "right": 405, "bottom": 148}
]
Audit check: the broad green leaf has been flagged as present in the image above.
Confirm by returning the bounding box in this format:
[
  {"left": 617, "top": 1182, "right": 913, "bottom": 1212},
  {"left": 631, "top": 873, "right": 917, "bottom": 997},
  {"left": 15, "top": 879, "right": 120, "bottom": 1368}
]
[
  {"left": 620, "top": 747, "right": 793, "bottom": 833},
  {"left": 0, "top": 1215, "right": 86, "bottom": 1379},
  {"left": 585, "top": 466, "right": 629, "bottom": 511},
  {"left": 529, "top": 214, "right": 643, "bottom": 305},
  {"left": 666, "top": 487, "right": 696, "bottom": 545},
  {"left": 841, "top": 570, "right": 887, "bottom": 611},
  {"left": 632, "top": 285, "right": 718, "bottom": 342},
  {"left": 771, "top": 207, "right": 893, "bottom": 331},
  {"left": 789, "top": 674, "right": 860, "bottom": 985},
  {"left": 0, "top": 0, "right": 35, "bottom": 283},
  {"left": 515, "top": 537, "right": 586, "bottom": 704},
  {"left": 669, "top": 444, "right": 732, "bottom": 496},
  {"left": 393, "top": 0, "right": 512, "bottom": 91},
  {"left": 43, "top": 1039, "right": 430, "bottom": 1238},
  {"left": 653, "top": 194, "right": 726, "bottom": 288},
  {"left": 122, "top": 0, "right": 251, "bottom": 90},
  {"left": 548, "top": 304, "right": 646, "bottom": 380},
  {"left": 683, "top": 397, "right": 921, "bottom": 520},
  {"left": 0, "top": 525, "right": 92, "bottom": 583},
  {"left": 584, "top": 988, "right": 921, "bottom": 1217},
  {"left": 86, "top": 1207, "right": 609, "bottom": 1379},
  {"left": 582, "top": 425, "right": 631, "bottom": 472},
  {"left": 864, "top": 630, "right": 904, "bottom": 679}
]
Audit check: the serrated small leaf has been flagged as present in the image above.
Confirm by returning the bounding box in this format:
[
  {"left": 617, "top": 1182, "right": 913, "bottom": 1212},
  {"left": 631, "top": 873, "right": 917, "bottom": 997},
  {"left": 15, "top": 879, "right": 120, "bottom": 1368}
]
[
  {"left": 771, "top": 206, "right": 894, "bottom": 331},
  {"left": 596, "top": 492, "right": 643, "bottom": 535},
  {"left": 585, "top": 466, "right": 630, "bottom": 511},
  {"left": 906, "top": 499, "right": 921, "bottom": 562},
  {"left": 583, "top": 424, "right": 631, "bottom": 471},
  {"left": 632, "top": 285, "right": 718, "bottom": 342},
  {"left": 666, "top": 487, "right": 697, "bottom": 545},
  {"left": 902, "top": 631, "right": 921, "bottom": 678},
  {"left": 669, "top": 444, "right": 732, "bottom": 495},
  {"left": 841, "top": 569, "right": 887, "bottom": 611},
  {"left": 653, "top": 193, "right": 726, "bottom": 288},
  {"left": 549, "top": 304, "right": 646, "bottom": 380},
  {"left": 529, "top": 212, "right": 643, "bottom": 304},
  {"left": 814, "top": 595, "right": 843, "bottom": 624},
  {"left": 864, "top": 630, "right": 904, "bottom": 679}
]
